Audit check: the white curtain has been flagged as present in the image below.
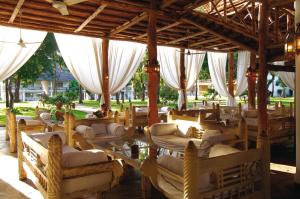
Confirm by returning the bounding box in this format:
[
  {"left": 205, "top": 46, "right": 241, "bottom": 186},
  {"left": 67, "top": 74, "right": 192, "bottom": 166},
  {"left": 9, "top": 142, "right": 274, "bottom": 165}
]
[
  {"left": 55, "top": 34, "right": 146, "bottom": 97},
  {"left": 278, "top": 72, "right": 295, "bottom": 91},
  {"left": 207, "top": 52, "right": 235, "bottom": 106},
  {"left": 158, "top": 46, "right": 205, "bottom": 109},
  {"left": 55, "top": 33, "right": 103, "bottom": 94},
  {"left": 236, "top": 51, "right": 250, "bottom": 95},
  {"left": 0, "top": 25, "right": 46, "bottom": 81},
  {"left": 41, "top": 80, "right": 49, "bottom": 95},
  {"left": 108, "top": 40, "right": 146, "bottom": 94}
]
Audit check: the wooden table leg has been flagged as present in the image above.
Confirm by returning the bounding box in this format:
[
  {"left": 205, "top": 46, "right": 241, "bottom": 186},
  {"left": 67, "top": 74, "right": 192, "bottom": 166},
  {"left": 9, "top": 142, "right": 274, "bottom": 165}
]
[{"left": 141, "top": 175, "right": 151, "bottom": 199}]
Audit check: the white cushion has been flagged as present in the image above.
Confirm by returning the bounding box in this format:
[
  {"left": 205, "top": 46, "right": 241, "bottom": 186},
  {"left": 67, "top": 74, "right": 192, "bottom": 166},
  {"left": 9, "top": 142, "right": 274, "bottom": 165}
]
[
  {"left": 160, "top": 106, "right": 170, "bottom": 113},
  {"left": 91, "top": 123, "right": 107, "bottom": 135},
  {"left": 30, "top": 132, "right": 66, "bottom": 148},
  {"left": 198, "top": 130, "right": 223, "bottom": 158},
  {"left": 150, "top": 123, "right": 177, "bottom": 136},
  {"left": 62, "top": 172, "right": 112, "bottom": 194},
  {"left": 107, "top": 123, "right": 125, "bottom": 137},
  {"left": 40, "top": 112, "right": 50, "bottom": 121},
  {"left": 174, "top": 120, "right": 200, "bottom": 137},
  {"left": 157, "top": 155, "right": 211, "bottom": 192},
  {"left": 24, "top": 120, "right": 43, "bottom": 126},
  {"left": 62, "top": 149, "right": 108, "bottom": 168},
  {"left": 75, "top": 125, "right": 95, "bottom": 139},
  {"left": 209, "top": 144, "right": 241, "bottom": 158},
  {"left": 85, "top": 113, "right": 97, "bottom": 119},
  {"left": 136, "top": 107, "right": 148, "bottom": 112}
]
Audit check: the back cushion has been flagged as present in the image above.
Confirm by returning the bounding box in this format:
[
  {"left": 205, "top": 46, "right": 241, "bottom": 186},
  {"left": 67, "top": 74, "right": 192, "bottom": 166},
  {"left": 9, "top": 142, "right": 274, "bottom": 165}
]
[
  {"left": 174, "top": 120, "right": 201, "bottom": 137},
  {"left": 91, "top": 123, "right": 107, "bottom": 135},
  {"left": 62, "top": 149, "right": 108, "bottom": 168},
  {"left": 40, "top": 112, "right": 51, "bottom": 121},
  {"left": 30, "top": 132, "right": 66, "bottom": 148},
  {"left": 150, "top": 123, "right": 177, "bottom": 136},
  {"left": 76, "top": 125, "right": 95, "bottom": 139},
  {"left": 107, "top": 123, "right": 125, "bottom": 137},
  {"left": 160, "top": 106, "right": 170, "bottom": 113},
  {"left": 198, "top": 130, "right": 222, "bottom": 158}
]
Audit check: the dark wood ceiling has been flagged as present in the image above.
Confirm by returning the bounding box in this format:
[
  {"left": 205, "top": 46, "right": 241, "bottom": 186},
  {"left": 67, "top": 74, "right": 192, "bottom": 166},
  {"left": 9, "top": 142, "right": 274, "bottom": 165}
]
[{"left": 0, "top": 0, "right": 295, "bottom": 55}]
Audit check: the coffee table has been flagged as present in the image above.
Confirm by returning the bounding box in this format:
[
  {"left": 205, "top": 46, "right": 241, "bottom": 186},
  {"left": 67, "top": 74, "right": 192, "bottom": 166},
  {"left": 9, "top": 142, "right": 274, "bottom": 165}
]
[{"left": 92, "top": 138, "right": 183, "bottom": 198}]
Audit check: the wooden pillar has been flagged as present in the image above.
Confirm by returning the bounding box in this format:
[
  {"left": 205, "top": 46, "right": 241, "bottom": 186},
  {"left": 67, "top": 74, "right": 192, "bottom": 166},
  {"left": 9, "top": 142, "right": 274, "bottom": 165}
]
[
  {"left": 102, "top": 38, "right": 110, "bottom": 108},
  {"left": 180, "top": 48, "right": 187, "bottom": 110},
  {"left": 295, "top": 0, "right": 300, "bottom": 185},
  {"left": 228, "top": 51, "right": 235, "bottom": 97},
  {"left": 257, "top": 1, "right": 270, "bottom": 199},
  {"left": 147, "top": 0, "right": 159, "bottom": 126},
  {"left": 248, "top": 53, "right": 257, "bottom": 109}
]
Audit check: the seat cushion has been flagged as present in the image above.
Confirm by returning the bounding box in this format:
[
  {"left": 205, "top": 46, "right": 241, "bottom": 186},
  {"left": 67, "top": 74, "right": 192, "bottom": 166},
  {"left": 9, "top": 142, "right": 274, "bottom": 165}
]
[
  {"left": 107, "top": 123, "right": 125, "bottom": 137},
  {"left": 30, "top": 132, "right": 66, "bottom": 148},
  {"left": 40, "top": 112, "right": 51, "bottom": 121},
  {"left": 209, "top": 144, "right": 241, "bottom": 158},
  {"left": 150, "top": 123, "right": 178, "bottom": 136},
  {"left": 62, "top": 149, "right": 108, "bottom": 168},
  {"left": 91, "top": 123, "right": 107, "bottom": 135},
  {"left": 62, "top": 172, "right": 112, "bottom": 194},
  {"left": 76, "top": 125, "right": 96, "bottom": 139}
]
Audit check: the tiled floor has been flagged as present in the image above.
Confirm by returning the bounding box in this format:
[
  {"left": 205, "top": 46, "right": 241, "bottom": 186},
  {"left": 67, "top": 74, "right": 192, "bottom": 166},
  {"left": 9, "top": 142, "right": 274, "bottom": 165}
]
[{"left": 1, "top": 128, "right": 300, "bottom": 199}]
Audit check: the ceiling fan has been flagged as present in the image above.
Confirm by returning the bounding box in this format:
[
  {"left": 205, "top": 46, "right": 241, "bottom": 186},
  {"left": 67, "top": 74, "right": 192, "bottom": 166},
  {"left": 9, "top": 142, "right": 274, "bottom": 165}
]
[
  {"left": 46, "top": 0, "right": 88, "bottom": 15},
  {"left": 176, "top": 29, "right": 205, "bottom": 55},
  {"left": 0, "top": 11, "right": 41, "bottom": 48}
]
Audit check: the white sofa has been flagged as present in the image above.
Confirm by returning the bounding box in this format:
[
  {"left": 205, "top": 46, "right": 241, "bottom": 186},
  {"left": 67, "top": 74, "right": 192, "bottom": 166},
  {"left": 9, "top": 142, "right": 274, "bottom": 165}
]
[{"left": 18, "top": 130, "right": 123, "bottom": 199}]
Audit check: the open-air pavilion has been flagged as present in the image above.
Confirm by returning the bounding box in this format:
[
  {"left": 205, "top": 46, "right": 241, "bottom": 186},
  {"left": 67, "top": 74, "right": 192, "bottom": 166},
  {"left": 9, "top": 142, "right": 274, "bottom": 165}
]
[{"left": 0, "top": 0, "right": 299, "bottom": 199}]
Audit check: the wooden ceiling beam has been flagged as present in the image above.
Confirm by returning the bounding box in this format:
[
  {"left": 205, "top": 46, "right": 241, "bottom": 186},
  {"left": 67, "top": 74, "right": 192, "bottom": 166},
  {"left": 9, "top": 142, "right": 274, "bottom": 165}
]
[
  {"left": 190, "top": 37, "right": 220, "bottom": 47},
  {"left": 167, "top": 31, "right": 207, "bottom": 44},
  {"left": 74, "top": 3, "right": 107, "bottom": 33},
  {"left": 8, "top": 0, "right": 25, "bottom": 23},
  {"left": 109, "top": 0, "right": 177, "bottom": 36},
  {"left": 270, "top": 0, "right": 294, "bottom": 8},
  {"left": 181, "top": 18, "right": 256, "bottom": 52},
  {"left": 133, "top": 21, "right": 181, "bottom": 39},
  {"left": 205, "top": 41, "right": 231, "bottom": 48}
]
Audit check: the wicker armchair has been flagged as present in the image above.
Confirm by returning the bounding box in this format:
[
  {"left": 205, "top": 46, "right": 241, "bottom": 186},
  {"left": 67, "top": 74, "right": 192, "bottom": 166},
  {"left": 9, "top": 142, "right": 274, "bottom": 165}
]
[
  {"left": 17, "top": 124, "right": 123, "bottom": 199},
  {"left": 141, "top": 141, "right": 268, "bottom": 199}
]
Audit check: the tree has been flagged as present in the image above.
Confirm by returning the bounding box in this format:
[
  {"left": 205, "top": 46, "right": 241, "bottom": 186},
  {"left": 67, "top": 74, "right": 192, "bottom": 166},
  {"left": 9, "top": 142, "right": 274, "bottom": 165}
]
[
  {"left": 132, "top": 52, "right": 148, "bottom": 101},
  {"left": 159, "top": 80, "right": 178, "bottom": 105}
]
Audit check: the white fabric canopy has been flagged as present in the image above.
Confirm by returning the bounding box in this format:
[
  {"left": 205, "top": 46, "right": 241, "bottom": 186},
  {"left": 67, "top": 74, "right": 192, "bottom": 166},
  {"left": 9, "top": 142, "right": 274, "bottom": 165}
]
[
  {"left": 0, "top": 25, "right": 46, "bottom": 81},
  {"left": 158, "top": 46, "right": 205, "bottom": 109},
  {"left": 278, "top": 72, "right": 295, "bottom": 91},
  {"left": 55, "top": 33, "right": 103, "bottom": 94},
  {"left": 55, "top": 33, "right": 146, "bottom": 97},
  {"left": 207, "top": 52, "right": 235, "bottom": 106},
  {"left": 236, "top": 51, "right": 250, "bottom": 96},
  {"left": 108, "top": 40, "right": 146, "bottom": 94}
]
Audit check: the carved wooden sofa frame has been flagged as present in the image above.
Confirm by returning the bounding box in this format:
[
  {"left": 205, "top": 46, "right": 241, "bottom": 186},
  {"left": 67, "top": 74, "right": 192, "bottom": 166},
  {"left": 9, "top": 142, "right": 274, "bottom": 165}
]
[
  {"left": 17, "top": 123, "right": 123, "bottom": 199},
  {"left": 141, "top": 139, "right": 269, "bottom": 199}
]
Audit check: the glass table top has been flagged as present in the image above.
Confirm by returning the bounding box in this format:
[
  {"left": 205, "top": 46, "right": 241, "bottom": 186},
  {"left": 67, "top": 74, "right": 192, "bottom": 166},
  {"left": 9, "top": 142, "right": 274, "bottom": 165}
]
[{"left": 93, "top": 138, "right": 183, "bottom": 167}]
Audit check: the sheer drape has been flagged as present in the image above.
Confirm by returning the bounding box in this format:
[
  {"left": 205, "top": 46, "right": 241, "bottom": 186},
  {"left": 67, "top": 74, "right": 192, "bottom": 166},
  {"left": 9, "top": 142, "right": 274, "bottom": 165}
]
[
  {"left": 158, "top": 46, "right": 205, "bottom": 109},
  {"left": 208, "top": 51, "right": 250, "bottom": 106},
  {"left": 0, "top": 25, "right": 46, "bottom": 81},
  {"left": 278, "top": 72, "right": 295, "bottom": 91},
  {"left": 55, "top": 33, "right": 103, "bottom": 94},
  {"left": 108, "top": 40, "right": 146, "bottom": 94},
  {"left": 55, "top": 34, "right": 146, "bottom": 97},
  {"left": 207, "top": 52, "right": 235, "bottom": 106},
  {"left": 236, "top": 51, "right": 250, "bottom": 95}
]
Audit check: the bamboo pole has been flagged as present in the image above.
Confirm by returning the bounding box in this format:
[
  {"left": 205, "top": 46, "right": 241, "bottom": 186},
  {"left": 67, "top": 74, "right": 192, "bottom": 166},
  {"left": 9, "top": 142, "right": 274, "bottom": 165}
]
[
  {"left": 68, "top": 114, "right": 75, "bottom": 147},
  {"left": 183, "top": 141, "right": 198, "bottom": 199},
  {"left": 5, "top": 108, "right": 9, "bottom": 141},
  {"left": 102, "top": 38, "right": 110, "bottom": 108},
  {"left": 64, "top": 112, "right": 70, "bottom": 145},
  {"left": 47, "top": 135, "right": 62, "bottom": 199},
  {"left": 9, "top": 111, "right": 17, "bottom": 153},
  {"left": 256, "top": 1, "right": 270, "bottom": 198},
  {"left": 17, "top": 122, "right": 27, "bottom": 180},
  {"left": 248, "top": 53, "right": 257, "bottom": 109},
  {"left": 180, "top": 48, "right": 187, "bottom": 110},
  {"left": 228, "top": 51, "right": 235, "bottom": 98},
  {"left": 147, "top": 0, "right": 159, "bottom": 126}
]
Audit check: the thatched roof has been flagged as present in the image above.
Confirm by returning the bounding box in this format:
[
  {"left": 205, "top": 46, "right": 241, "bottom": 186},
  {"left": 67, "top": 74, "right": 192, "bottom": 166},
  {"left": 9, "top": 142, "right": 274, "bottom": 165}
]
[{"left": 0, "top": 0, "right": 294, "bottom": 59}]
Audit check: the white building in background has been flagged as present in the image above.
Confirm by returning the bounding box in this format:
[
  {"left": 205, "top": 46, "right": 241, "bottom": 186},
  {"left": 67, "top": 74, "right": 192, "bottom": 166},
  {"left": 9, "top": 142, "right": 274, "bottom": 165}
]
[
  {"left": 267, "top": 74, "right": 293, "bottom": 97},
  {"left": 0, "top": 68, "right": 75, "bottom": 102}
]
